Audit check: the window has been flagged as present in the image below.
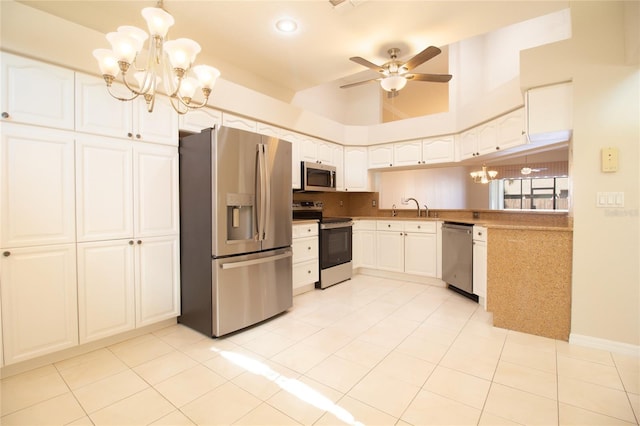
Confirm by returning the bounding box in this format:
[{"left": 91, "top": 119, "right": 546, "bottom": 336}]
[{"left": 492, "top": 177, "right": 569, "bottom": 210}]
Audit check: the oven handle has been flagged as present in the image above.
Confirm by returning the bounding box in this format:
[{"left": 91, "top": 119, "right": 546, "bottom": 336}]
[{"left": 320, "top": 221, "right": 353, "bottom": 230}]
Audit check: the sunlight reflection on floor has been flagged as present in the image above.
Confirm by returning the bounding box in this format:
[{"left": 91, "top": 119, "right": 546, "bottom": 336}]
[{"left": 215, "top": 348, "right": 363, "bottom": 425}]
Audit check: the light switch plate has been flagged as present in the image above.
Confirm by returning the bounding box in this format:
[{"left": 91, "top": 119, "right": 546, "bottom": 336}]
[
  {"left": 596, "top": 191, "right": 625, "bottom": 207},
  {"left": 601, "top": 147, "right": 619, "bottom": 172}
]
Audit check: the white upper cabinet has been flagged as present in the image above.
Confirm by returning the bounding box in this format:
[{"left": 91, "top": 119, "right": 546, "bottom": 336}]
[
  {"left": 497, "top": 108, "right": 526, "bottom": 150},
  {"left": 76, "top": 135, "right": 134, "bottom": 242},
  {"left": 422, "top": 136, "right": 455, "bottom": 164},
  {"left": 477, "top": 121, "right": 500, "bottom": 156},
  {"left": 133, "top": 143, "right": 180, "bottom": 237},
  {"left": 222, "top": 112, "right": 256, "bottom": 132},
  {"left": 394, "top": 137, "right": 455, "bottom": 166},
  {"left": 332, "top": 144, "right": 345, "bottom": 190},
  {"left": 368, "top": 144, "right": 394, "bottom": 168},
  {"left": 75, "top": 73, "right": 178, "bottom": 146},
  {"left": 1, "top": 124, "right": 76, "bottom": 248},
  {"left": 527, "top": 83, "right": 573, "bottom": 143},
  {"left": 458, "top": 128, "right": 478, "bottom": 160},
  {"left": 179, "top": 107, "right": 222, "bottom": 133},
  {"left": 1, "top": 52, "right": 75, "bottom": 130},
  {"left": 256, "top": 122, "right": 282, "bottom": 138},
  {"left": 343, "top": 147, "right": 369, "bottom": 191},
  {"left": 393, "top": 140, "right": 423, "bottom": 167}
]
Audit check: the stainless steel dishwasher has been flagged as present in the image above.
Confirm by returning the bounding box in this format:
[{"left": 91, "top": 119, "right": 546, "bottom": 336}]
[{"left": 442, "top": 222, "right": 476, "bottom": 299}]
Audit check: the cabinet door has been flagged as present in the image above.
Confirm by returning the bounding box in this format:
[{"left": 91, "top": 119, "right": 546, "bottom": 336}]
[
  {"left": 376, "top": 231, "right": 404, "bottom": 272},
  {"left": 76, "top": 136, "right": 133, "bottom": 242},
  {"left": 75, "top": 73, "right": 132, "bottom": 139},
  {"left": 290, "top": 136, "right": 302, "bottom": 189},
  {"left": 331, "top": 143, "right": 344, "bottom": 190},
  {"left": 179, "top": 107, "right": 222, "bottom": 133},
  {"left": 394, "top": 141, "right": 423, "bottom": 166},
  {"left": 473, "top": 240, "right": 487, "bottom": 302},
  {"left": 134, "top": 96, "right": 179, "bottom": 146},
  {"left": 497, "top": 108, "right": 526, "bottom": 150},
  {"left": 477, "top": 121, "right": 499, "bottom": 156},
  {"left": 77, "top": 240, "right": 135, "bottom": 343},
  {"left": 360, "top": 230, "right": 377, "bottom": 269},
  {"left": 343, "top": 147, "right": 369, "bottom": 191},
  {"left": 222, "top": 113, "right": 256, "bottom": 132},
  {"left": 1, "top": 124, "right": 75, "bottom": 248},
  {"left": 1, "top": 52, "right": 74, "bottom": 130},
  {"left": 135, "top": 236, "right": 180, "bottom": 326},
  {"left": 133, "top": 143, "right": 179, "bottom": 237},
  {"left": 299, "top": 136, "right": 318, "bottom": 163},
  {"left": 422, "top": 136, "right": 455, "bottom": 164},
  {"left": 404, "top": 233, "right": 437, "bottom": 277},
  {"left": 316, "top": 140, "right": 333, "bottom": 165},
  {"left": 1, "top": 244, "right": 78, "bottom": 364},
  {"left": 368, "top": 144, "right": 394, "bottom": 168},
  {"left": 458, "top": 129, "right": 478, "bottom": 160}
]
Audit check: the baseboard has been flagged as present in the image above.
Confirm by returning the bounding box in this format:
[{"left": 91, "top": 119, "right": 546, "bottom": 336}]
[
  {"left": 1, "top": 318, "right": 177, "bottom": 379},
  {"left": 569, "top": 333, "right": 640, "bottom": 357},
  {"left": 354, "top": 268, "right": 446, "bottom": 287}
]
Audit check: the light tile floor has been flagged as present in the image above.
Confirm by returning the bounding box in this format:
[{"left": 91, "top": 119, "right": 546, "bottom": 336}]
[{"left": 2, "top": 275, "right": 639, "bottom": 425}]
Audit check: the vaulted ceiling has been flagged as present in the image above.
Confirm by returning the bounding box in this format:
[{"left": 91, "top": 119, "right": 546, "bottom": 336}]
[{"left": 17, "top": 0, "right": 568, "bottom": 101}]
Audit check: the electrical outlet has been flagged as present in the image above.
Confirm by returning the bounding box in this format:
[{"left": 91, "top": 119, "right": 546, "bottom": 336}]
[
  {"left": 339, "top": 200, "right": 343, "bottom": 207},
  {"left": 372, "top": 200, "right": 377, "bottom": 207}
]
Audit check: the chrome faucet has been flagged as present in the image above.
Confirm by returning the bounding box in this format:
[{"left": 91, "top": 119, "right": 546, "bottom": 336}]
[
  {"left": 392, "top": 204, "right": 397, "bottom": 217},
  {"left": 423, "top": 204, "right": 429, "bottom": 218},
  {"left": 405, "top": 197, "right": 420, "bottom": 217}
]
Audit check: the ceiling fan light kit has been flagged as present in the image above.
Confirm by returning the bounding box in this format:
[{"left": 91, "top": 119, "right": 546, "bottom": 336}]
[
  {"left": 341, "top": 45, "right": 452, "bottom": 94},
  {"left": 93, "top": 1, "right": 220, "bottom": 115}
]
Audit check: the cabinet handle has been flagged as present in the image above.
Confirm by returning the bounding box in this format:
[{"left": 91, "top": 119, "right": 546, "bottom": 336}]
[
  {"left": 137, "top": 240, "right": 142, "bottom": 245},
  {"left": 307, "top": 246, "right": 311, "bottom": 250},
  {"left": 1, "top": 112, "right": 9, "bottom": 119},
  {"left": 127, "top": 132, "right": 133, "bottom": 138},
  {"left": 417, "top": 225, "right": 421, "bottom": 229},
  {"left": 136, "top": 134, "right": 141, "bottom": 139},
  {"left": 387, "top": 224, "right": 391, "bottom": 228},
  {"left": 478, "top": 232, "right": 483, "bottom": 236},
  {"left": 307, "top": 270, "right": 311, "bottom": 274},
  {"left": 3, "top": 251, "right": 10, "bottom": 257},
  {"left": 389, "top": 163, "right": 392, "bottom": 167},
  {"left": 129, "top": 240, "right": 134, "bottom": 245},
  {"left": 496, "top": 146, "right": 500, "bottom": 150}
]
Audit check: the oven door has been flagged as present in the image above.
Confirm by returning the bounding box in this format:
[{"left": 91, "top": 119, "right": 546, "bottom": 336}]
[{"left": 320, "top": 223, "right": 352, "bottom": 269}]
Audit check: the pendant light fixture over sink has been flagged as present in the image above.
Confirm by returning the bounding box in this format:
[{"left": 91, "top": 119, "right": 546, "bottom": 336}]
[
  {"left": 92, "top": 0, "right": 220, "bottom": 115},
  {"left": 470, "top": 165, "right": 498, "bottom": 184}
]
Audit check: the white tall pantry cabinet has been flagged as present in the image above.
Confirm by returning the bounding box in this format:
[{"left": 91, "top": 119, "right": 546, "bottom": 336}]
[{"left": 0, "top": 53, "right": 181, "bottom": 366}]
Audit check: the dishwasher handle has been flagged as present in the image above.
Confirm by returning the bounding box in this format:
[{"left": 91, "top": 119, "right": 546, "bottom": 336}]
[{"left": 442, "top": 223, "right": 473, "bottom": 233}]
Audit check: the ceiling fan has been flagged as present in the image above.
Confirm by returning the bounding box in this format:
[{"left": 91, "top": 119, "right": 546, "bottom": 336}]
[
  {"left": 520, "top": 166, "right": 548, "bottom": 175},
  {"left": 340, "top": 46, "right": 452, "bottom": 96}
]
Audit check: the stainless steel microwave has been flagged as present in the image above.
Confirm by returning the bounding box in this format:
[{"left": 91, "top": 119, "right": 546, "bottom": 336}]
[{"left": 301, "top": 161, "right": 336, "bottom": 191}]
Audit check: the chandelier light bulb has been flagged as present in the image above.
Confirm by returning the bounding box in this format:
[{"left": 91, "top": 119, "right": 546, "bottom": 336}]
[
  {"left": 116, "top": 26, "right": 148, "bottom": 53},
  {"left": 106, "top": 31, "right": 138, "bottom": 64},
  {"left": 192, "top": 65, "right": 221, "bottom": 89},
  {"left": 164, "top": 38, "right": 201, "bottom": 70},
  {"left": 93, "top": 49, "right": 120, "bottom": 78},
  {"left": 178, "top": 77, "right": 200, "bottom": 100},
  {"left": 141, "top": 6, "right": 174, "bottom": 38}
]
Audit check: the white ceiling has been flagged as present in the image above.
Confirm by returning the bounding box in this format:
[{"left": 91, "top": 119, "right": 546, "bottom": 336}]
[{"left": 18, "top": 0, "right": 569, "bottom": 101}]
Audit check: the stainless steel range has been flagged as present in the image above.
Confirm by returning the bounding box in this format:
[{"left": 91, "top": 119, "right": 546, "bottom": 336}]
[{"left": 292, "top": 202, "right": 352, "bottom": 289}]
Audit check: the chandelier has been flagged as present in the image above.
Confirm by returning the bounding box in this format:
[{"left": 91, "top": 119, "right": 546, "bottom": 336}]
[
  {"left": 92, "top": 1, "right": 220, "bottom": 115},
  {"left": 470, "top": 165, "right": 498, "bottom": 184}
]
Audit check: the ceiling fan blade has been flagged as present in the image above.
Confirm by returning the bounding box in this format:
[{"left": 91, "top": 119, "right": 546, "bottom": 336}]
[
  {"left": 349, "top": 56, "right": 385, "bottom": 73},
  {"left": 405, "top": 73, "right": 452, "bottom": 83},
  {"left": 340, "top": 78, "right": 380, "bottom": 89},
  {"left": 404, "top": 46, "right": 441, "bottom": 70}
]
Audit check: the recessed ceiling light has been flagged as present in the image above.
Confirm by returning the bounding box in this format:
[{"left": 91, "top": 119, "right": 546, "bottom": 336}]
[{"left": 275, "top": 18, "right": 298, "bottom": 33}]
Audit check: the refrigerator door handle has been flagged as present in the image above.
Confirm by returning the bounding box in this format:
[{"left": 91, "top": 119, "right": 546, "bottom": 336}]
[
  {"left": 220, "top": 251, "right": 292, "bottom": 270},
  {"left": 255, "top": 143, "right": 270, "bottom": 241}
]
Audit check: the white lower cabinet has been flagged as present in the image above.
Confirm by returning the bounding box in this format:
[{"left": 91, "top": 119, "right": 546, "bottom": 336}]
[
  {"left": 292, "top": 222, "right": 319, "bottom": 294},
  {"left": 352, "top": 220, "right": 376, "bottom": 269},
  {"left": 0, "top": 244, "right": 78, "bottom": 365},
  {"left": 365, "top": 220, "right": 438, "bottom": 277},
  {"left": 136, "top": 236, "right": 181, "bottom": 327},
  {"left": 77, "top": 240, "right": 135, "bottom": 343},
  {"left": 473, "top": 226, "right": 488, "bottom": 309}
]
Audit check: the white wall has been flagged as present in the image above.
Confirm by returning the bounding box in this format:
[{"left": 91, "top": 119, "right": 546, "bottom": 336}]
[
  {"left": 566, "top": 2, "right": 639, "bottom": 349},
  {"left": 377, "top": 167, "right": 469, "bottom": 210}
]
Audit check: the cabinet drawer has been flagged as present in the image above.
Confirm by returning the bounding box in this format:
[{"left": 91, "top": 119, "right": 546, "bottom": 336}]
[
  {"left": 293, "top": 259, "right": 319, "bottom": 287},
  {"left": 376, "top": 221, "right": 403, "bottom": 232},
  {"left": 473, "top": 226, "right": 487, "bottom": 242},
  {"left": 292, "top": 237, "right": 318, "bottom": 262},
  {"left": 403, "top": 221, "right": 436, "bottom": 233},
  {"left": 353, "top": 220, "right": 377, "bottom": 231},
  {"left": 292, "top": 222, "right": 318, "bottom": 238}
]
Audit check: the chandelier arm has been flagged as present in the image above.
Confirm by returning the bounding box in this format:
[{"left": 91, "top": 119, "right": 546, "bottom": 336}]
[
  {"left": 104, "top": 80, "right": 140, "bottom": 102},
  {"left": 168, "top": 95, "right": 189, "bottom": 115}
]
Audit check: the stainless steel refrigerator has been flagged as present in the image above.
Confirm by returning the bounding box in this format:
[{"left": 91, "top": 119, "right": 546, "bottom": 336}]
[{"left": 178, "top": 126, "right": 292, "bottom": 337}]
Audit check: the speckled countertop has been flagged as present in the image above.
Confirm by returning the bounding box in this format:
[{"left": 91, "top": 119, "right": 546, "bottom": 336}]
[{"left": 348, "top": 216, "right": 572, "bottom": 232}]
